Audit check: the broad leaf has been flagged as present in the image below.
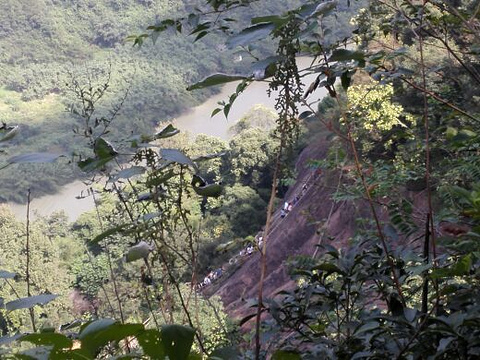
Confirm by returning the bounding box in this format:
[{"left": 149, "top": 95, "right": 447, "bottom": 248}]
[
  {"left": 90, "top": 224, "right": 129, "bottom": 244},
  {"left": 299, "top": 111, "right": 313, "bottom": 120},
  {"left": 192, "top": 183, "right": 223, "bottom": 198},
  {"left": 161, "top": 149, "right": 198, "bottom": 171},
  {"left": 6, "top": 294, "right": 59, "bottom": 311},
  {"left": 187, "top": 74, "right": 248, "bottom": 91},
  {"left": 251, "top": 15, "right": 289, "bottom": 26},
  {"left": 19, "top": 333, "right": 73, "bottom": 349},
  {"left": 272, "top": 350, "right": 302, "bottom": 360},
  {"left": 309, "top": 1, "right": 337, "bottom": 17},
  {"left": 192, "top": 152, "right": 226, "bottom": 162},
  {"left": 79, "top": 319, "right": 144, "bottom": 357},
  {"left": 78, "top": 157, "right": 114, "bottom": 172},
  {"left": 109, "top": 166, "right": 145, "bottom": 182},
  {"left": 226, "top": 23, "right": 275, "bottom": 49},
  {"left": 251, "top": 56, "right": 282, "bottom": 80},
  {"left": 0, "top": 125, "right": 19, "bottom": 142},
  {"left": 126, "top": 241, "right": 153, "bottom": 262},
  {"left": 154, "top": 124, "right": 180, "bottom": 139},
  {"left": 239, "top": 313, "right": 257, "bottom": 326},
  {"left": 0, "top": 270, "right": 16, "bottom": 279},
  {"left": 16, "top": 346, "right": 51, "bottom": 360},
  {"left": 161, "top": 325, "right": 195, "bottom": 360},
  {"left": 313, "top": 262, "right": 344, "bottom": 275},
  {"left": 137, "top": 329, "right": 165, "bottom": 359},
  {"left": 0, "top": 334, "right": 22, "bottom": 346},
  {"left": 328, "top": 49, "right": 365, "bottom": 67},
  {"left": 209, "top": 346, "right": 241, "bottom": 360},
  {"left": 145, "top": 169, "right": 176, "bottom": 187},
  {"left": 430, "top": 254, "right": 472, "bottom": 279},
  {"left": 94, "top": 137, "right": 118, "bottom": 159},
  {"left": 7, "top": 153, "right": 64, "bottom": 165}
]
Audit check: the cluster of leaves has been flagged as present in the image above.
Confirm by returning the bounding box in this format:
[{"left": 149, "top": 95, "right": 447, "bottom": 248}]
[
  {"left": 256, "top": 236, "right": 480, "bottom": 359},
  {"left": 1, "top": 319, "right": 202, "bottom": 360}
]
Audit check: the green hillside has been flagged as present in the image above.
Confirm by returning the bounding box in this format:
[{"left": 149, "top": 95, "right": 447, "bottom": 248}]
[{"left": 0, "top": 0, "right": 298, "bottom": 202}]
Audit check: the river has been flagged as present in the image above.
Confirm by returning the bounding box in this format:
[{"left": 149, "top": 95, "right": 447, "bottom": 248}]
[{"left": 6, "top": 57, "right": 325, "bottom": 221}]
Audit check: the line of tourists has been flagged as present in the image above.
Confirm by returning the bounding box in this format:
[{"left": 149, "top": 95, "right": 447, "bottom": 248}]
[{"left": 197, "top": 168, "right": 322, "bottom": 291}]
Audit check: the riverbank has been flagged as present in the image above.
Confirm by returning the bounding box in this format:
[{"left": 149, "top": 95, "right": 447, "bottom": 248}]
[{"left": 5, "top": 57, "right": 325, "bottom": 222}]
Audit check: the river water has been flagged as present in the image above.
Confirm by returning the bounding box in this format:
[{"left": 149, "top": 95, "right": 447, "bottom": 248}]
[{"left": 6, "top": 58, "right": 325, "bottom": 221}]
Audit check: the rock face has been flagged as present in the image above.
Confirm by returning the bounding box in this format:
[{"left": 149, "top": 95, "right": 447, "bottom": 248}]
[{"left": 212, "top": 136, "right": 363, "bottom": 319}]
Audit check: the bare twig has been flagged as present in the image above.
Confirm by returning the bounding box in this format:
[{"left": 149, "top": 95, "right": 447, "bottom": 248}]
[{"left": 25, "top": 189, "right": 36, "bottom": 332}]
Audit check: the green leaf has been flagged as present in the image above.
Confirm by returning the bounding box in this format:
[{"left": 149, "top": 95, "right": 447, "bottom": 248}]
[
  {"left": 239, "top": 313, "right": 257, "bottom": 326},
  {"left": 126, "top": 241, "right": 153, "bottom": 262},
  {"left": 408, "top": 263, "right": 432, "bottom": 276},
  {"left": 109, "top": 166, "right": 146, "bottom": 182},
  {"left": 403, "top": 307, "right": 417, "bottom": 322},
  {"left": 90, "top": 224, "right": 129, "bottom": 244},
  {"left": 209, "top": 346, "right": 240, "bottom": 360},
  {"left": 309, "top": 1, "right": 338, "bottom": 17},
  {"left": 79, "top": 319, "right": 116, "bottom": 339},
  {"left": 51, "top": 348, "right": 92, "bottom": 359},
  {"left": 191, "top": 175, "right": 222, "bottom": 197},
  {"left": 451, "top": 254, "right": 472, "bottom": 275},
  {"left": 6, "top": 294, "right": 59, "bottom": 311},
  {"left": 193, "top": 183, "right": 223, "bottom": 198},
  {"left": 211, "top": 108, "right": 222, "bottom": 117},
  {"left": 161, "top": 325, "right": 195, "bottom": 360},
  {"left": 329, "top": 49, "right": 365, "bottom": 67},
  {"left": 145, "top": 169, "right": 176, "bottom": 187},
  {"left": 194, "top": 30, "right": 208, "bottom": 41},
  {"left": 299, "top": 111, "right": 313, "bottom": 120},
  {"left": 431, "top": 254, "right": 472, "bottom": 279},
  {"left": 94, "top": 137, "right": 118, "bottom": 159},
  {"left": 154, "top": 124, "right": 180, "bottom": 139},
  {"left": 187, "top": 74, "right": 248, "bottom": 91},
  {"left": 15, "top": 346, "right": 51, "bottom": 360},
  {"left": 341, "top": 70, "right": 354, "bottom": 90},
  {"left": 79, "top": 319, "right": 144, "bottom": 357},
  {"left": 77, "top": 157, "right": 113, "bottom": 172},
  {"left": 251, "top": 15, "right": 288, "bottom": 26},
  {"left": 192, "top": 152, "right": 226, "bottom": 162},
  {"left": 355, "top": 321, "right": 380, "bottom": 334},
  {"left": 161, "top": 149, "right": 198, "bottom": 171},
  {"left": 445, "top": 127, "right": 458, "bottom": 139},
  {"left": 19, "top": 333, "right": 73, "bottom": 350},
  {"left": 226, "top": 23, "right": 276, "bottom": 49},
  {"left": 313, "top": 262, "right": 345, "bottom": 275},
  {"left": 137, "top": 329, "right": 165, "bottom": 359},
  {"left": 272, "top": 350, "right": 301, "bottom": 360},
  {"left": 7, "top": 153, "right": 64, "bottom": 165},
  {"left": 251, "top": 56, "right": 282, "bottom": 80},
  {"left": 437, "top": 337, "right": 455, "bottom": 354},
  {"left": 187, "top": 354, "right": 202, "bottom": 360},
  {"left": 0, "top": 334, "right": 22, "bottom": 346},
  {"left": 0, "top": 270, "right": 16, "bottom": 279},
  {"left": 0, "top": 125, "right": 19, "bottom": 142}
]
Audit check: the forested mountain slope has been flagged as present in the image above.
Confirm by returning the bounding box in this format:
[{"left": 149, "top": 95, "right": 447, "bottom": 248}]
[{"left": 0, "top": 0, "right": 296, "bottom": 203}]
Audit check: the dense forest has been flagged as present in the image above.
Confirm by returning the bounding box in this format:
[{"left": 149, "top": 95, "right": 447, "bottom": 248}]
[{"left": 1, "top": 0, "right": 480, "bottom": 359}]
